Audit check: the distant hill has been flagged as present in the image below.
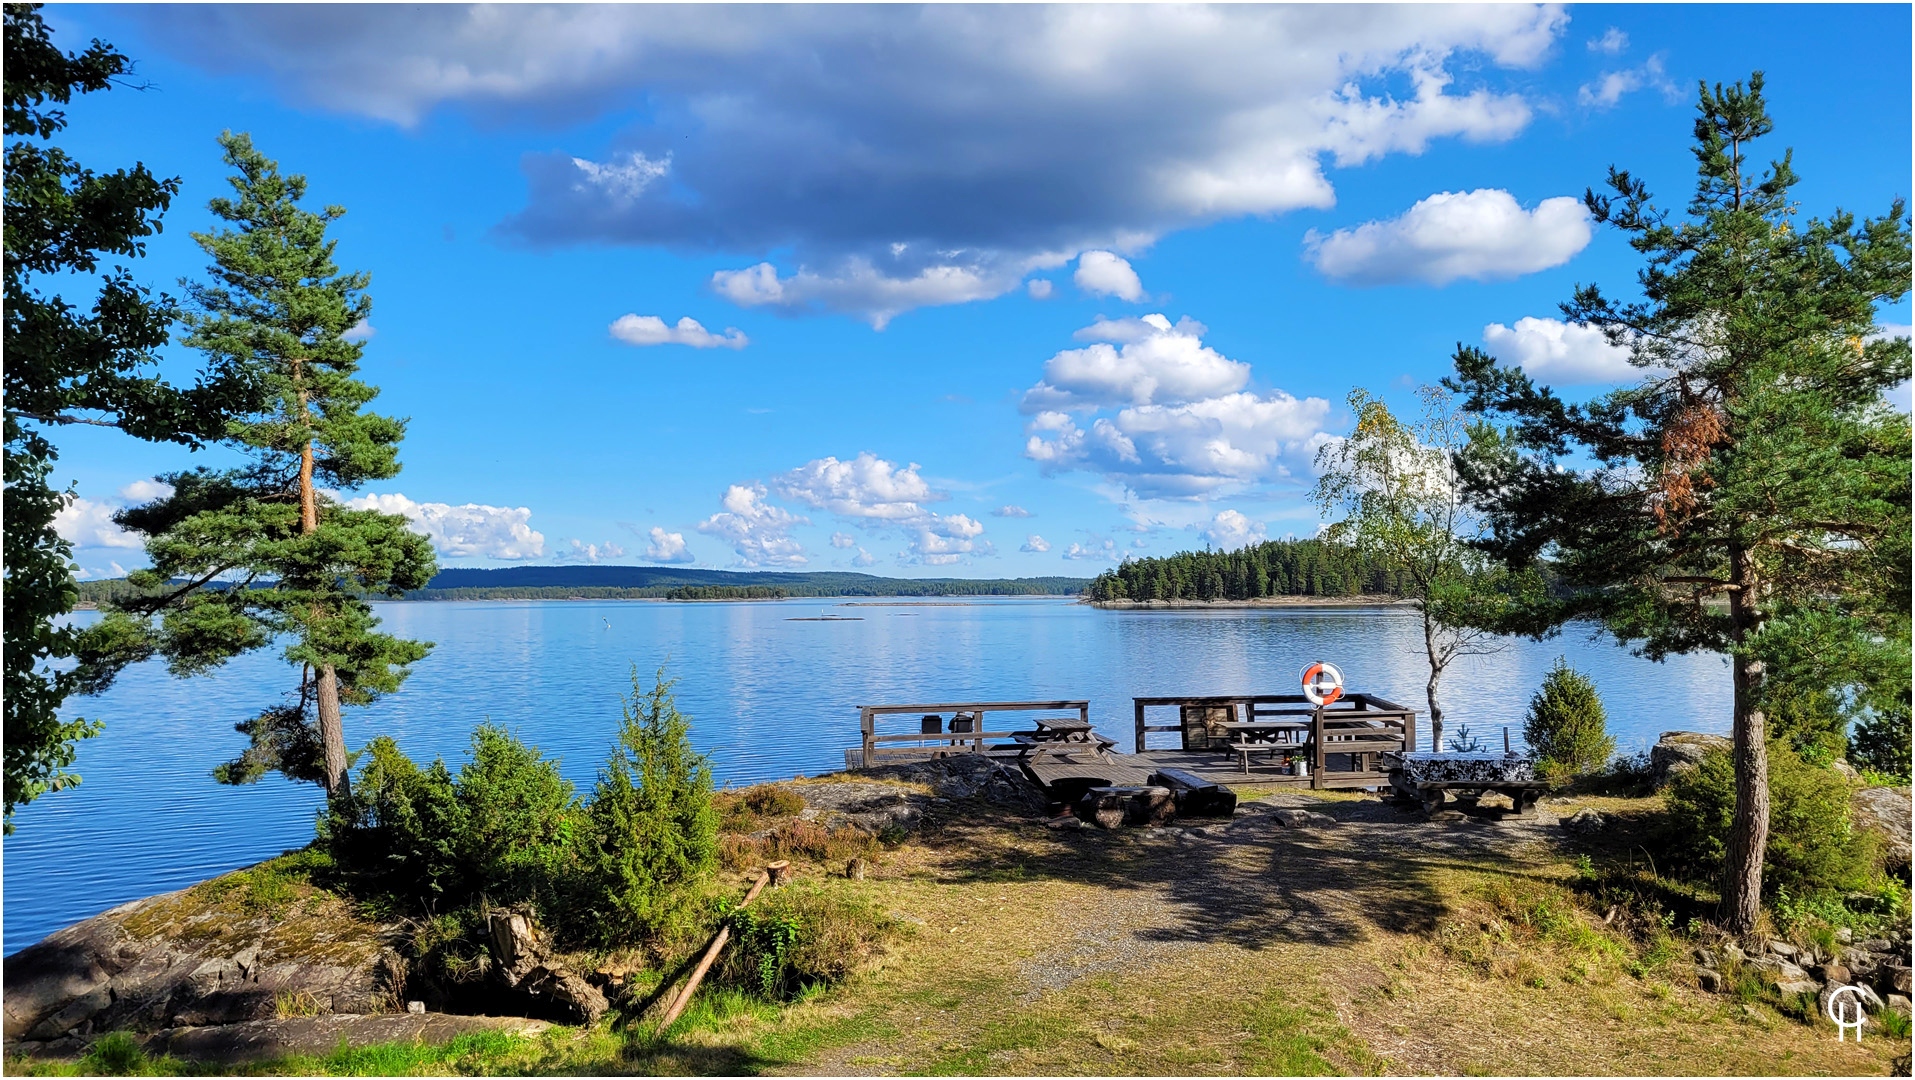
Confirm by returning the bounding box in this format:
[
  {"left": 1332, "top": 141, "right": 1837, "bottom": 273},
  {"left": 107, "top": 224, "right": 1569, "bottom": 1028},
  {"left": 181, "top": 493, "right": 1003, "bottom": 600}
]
[
  {"left": 411, "top": 566, "right": 1090, "bottom": 599},
  {"left": 73, "top": 566, "right": 1093, "bottom": 604}
]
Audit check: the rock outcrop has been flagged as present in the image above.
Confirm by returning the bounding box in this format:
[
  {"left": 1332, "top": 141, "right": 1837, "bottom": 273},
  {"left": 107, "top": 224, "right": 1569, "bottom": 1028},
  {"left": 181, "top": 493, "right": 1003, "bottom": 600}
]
[
  {"left": 3, "top": 877, "right": 403, "bottom": 1044},
  {"left": 1852, "top": 785, "right": 1912, "bottom": 875},
  {"left": 1650, "top": 731, "right": 1732, "bottom": 786}
]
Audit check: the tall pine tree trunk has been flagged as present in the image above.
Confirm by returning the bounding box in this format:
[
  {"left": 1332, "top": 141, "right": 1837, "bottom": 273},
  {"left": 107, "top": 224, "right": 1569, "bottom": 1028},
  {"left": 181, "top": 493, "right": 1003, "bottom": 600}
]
[
  {"left": 1723, "top": 544, "right": 1770, "bottom": 934},
  {"left": 296, "top": 388, "right": 349, "bottom": 798}
]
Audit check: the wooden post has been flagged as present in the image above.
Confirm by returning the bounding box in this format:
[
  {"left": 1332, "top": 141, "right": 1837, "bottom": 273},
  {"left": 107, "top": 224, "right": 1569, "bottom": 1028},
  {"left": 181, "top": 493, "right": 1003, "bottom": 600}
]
[
  {"left": 766, "top": 859, "right": 793, "bottom": 887},
  {"left": 1134, "top": 700, "right": 1146, "bottom": 753},
  {"left": 1312, "top": 705, "right": 1324, "bottom": 790},
  {"left": 860, "top": 708, "right": 874, "bottom": 768},
  {"left": 659, "top": 869, "right": 770, "bottom": 1029}
]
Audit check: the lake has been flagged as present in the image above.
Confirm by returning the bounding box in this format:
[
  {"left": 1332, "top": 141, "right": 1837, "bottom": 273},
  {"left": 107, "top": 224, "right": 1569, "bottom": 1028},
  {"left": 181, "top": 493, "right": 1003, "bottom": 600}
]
[{"left": 2, "top": 598, "right": 1733, "bottom": 954}]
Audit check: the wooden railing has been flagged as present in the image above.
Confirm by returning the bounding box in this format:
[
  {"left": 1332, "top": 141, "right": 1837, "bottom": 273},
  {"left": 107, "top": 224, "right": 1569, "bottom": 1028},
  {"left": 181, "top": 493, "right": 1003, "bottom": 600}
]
[
  {"left": 859, "top": 700, "right": 1093, "bottom": 763},
  {"left": 1132, "top": 692, "right": 1417, "bottom": 788}
]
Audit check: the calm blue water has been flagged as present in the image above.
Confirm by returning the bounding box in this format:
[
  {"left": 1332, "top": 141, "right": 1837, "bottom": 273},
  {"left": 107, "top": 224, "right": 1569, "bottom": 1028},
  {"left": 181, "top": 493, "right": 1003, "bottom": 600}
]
[{"left": 2, "top": 598, "right": 1733, "bottom": 953}]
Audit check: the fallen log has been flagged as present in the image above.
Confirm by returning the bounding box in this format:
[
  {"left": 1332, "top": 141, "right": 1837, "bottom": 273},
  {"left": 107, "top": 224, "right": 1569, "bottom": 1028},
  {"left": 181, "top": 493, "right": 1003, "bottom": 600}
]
[
  {"left": 1149, "top": 768, "right": 1237, "bottom": 818},
  {"left": 657, "top": 869, "right": 770, "bottom": 1029}
]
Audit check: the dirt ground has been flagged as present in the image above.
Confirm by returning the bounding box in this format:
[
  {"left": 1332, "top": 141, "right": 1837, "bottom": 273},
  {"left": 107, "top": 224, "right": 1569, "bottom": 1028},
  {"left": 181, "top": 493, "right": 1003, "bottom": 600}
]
[{"left": 718, "top": 789, "right": 1909, "bottom": 1077}]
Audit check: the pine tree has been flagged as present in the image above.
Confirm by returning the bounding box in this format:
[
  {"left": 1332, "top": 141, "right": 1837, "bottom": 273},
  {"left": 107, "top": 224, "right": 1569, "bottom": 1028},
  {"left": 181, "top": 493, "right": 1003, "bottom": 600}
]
[
  {"left": 77, "top": 133, "right": 437, "bottom": 796},
  {"left": 1448, "top": 74, "right": 1910, "bottom": 932}
]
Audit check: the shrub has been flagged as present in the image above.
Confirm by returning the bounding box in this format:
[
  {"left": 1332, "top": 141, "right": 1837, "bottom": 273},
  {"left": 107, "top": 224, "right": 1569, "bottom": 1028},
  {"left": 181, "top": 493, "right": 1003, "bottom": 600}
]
[
  {"left": 719, "top": 820, "right": 881, "bottom": 871},
  {"left": 320, "top": 726, "right": 580, "bottom": 914},
  {"left": 453, "top": 724, "right": 580, "bottom": 910},
  {"left": 1523, "top": 658, "right": 1615, "bottom": 780},
  {"left": 1663, "top": 742, "right": 1876, "bottom": 898},
  {"left": 1850, "top": 706, "right": 1912, "bottom": 783},
  {"left": 319, "top": 736, "right": 463, "bottom": 906},
  {"left": 574, "top": 667, "right": 719, "bottom": 946},
  {"left": 717, "top": 884, "right": 901, "bottom": 999},
  {"left": 715, "top": 784, "right": 805, "bottom": 833}
]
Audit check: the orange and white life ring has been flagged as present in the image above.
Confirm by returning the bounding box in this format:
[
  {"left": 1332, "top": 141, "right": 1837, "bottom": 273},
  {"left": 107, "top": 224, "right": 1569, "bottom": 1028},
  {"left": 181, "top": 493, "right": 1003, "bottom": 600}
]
[{"left": 1301, "top": 661, "right": 1345, "bottom": 706}]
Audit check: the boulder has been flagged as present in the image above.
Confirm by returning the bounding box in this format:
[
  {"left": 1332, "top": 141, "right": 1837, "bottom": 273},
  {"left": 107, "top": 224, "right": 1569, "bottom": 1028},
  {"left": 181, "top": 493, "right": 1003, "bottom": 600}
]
[
  {"left": 1767, "top": 940, "right": 1799, "bottom": 959},
  {"left": 1889, "top": 994, "right": 1912, "bottom": 1016},
  {"left": 4, "top": 876, "right": 403, "bottom": 1043},
  {"left": 1816, "top": 963, "right": 1852, "bottom": 986},
  {"left": 143, "top": 1013, "right": 549, "bottom": 1065},
  {"left": 1561, "top": 807, "right": 1605, "bottom": 834},
  {"left": 1775, "top": 979, "right": 1820, "bottom": 996},
  {"left": 1852, "top": 786, "right": 1912, "bottom": 875},
  {"left": 1650, "top": 732, "right": 1732, "bottom": 786},
  {"left": 1696, "top": 967, "right": 1726, "bottom": 994},
  {"left": 1271, "top": 808, "right": 1335, "bottom": 828}
]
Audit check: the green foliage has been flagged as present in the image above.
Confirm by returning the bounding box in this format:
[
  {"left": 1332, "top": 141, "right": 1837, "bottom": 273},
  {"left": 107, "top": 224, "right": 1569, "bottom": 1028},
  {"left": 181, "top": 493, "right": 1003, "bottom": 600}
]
[
  {"left": 1664, "top": 744, "right": 1875, "bottom": 898},
  {"left": 1085, "top": 537, "right": 1407, "bottom": 602},
  {"left": 1850, "top": 706, "right": 1911, "bottom": 783},
  {"left": 2, "top": 5, "right": 247, "bottom": 829},
  {"left": 79, "top": 1032, "right": 148, "bottom": 1077},
  {"left": 666, "top": 585, "right": 789, "bottom": 601},
  {"left": 718, "top": 884, "right": 902, "bottom": 1001},
  {"left": 1312, "top": 387, "right": 1544, "bottom": 743},
  {"left": 72, "top": 132, "right": 437, "bottom": 793},
  {"left": 320, "top": 726, "right": 578, "bottom": 915},
  {"left": 1523, "top": 658, "right": 1615, "bottom": 779},
  {"left": 575, "top": 667, "right": 719, "bottom": 946}
]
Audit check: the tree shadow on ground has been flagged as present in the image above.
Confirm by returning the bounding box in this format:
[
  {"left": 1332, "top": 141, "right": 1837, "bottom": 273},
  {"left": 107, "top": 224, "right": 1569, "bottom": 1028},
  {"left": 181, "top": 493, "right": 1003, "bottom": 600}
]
[{"left": 913, "top": 792, "right": 1570, "bottom": 956}]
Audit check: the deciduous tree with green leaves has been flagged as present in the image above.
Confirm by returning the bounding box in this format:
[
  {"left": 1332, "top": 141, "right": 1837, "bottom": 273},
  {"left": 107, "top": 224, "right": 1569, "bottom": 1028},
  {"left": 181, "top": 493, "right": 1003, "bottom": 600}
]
[
  {"left": 79, "top": 132, "right": 437, "bottom": 796},
  {"left": 1312, "top": 386, "right": 1536, "bottom": 750},
  {"left": 3, "top": 4, "right": 253, "bottom": 828},
  {"left": 1446, "top": 73, "right": 1910, "bottom": 933}
]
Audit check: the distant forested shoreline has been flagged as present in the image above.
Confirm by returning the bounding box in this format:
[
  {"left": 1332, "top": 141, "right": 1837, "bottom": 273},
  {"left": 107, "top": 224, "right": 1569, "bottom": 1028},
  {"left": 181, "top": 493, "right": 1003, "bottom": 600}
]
[
  {"left": 1085, "top": 539, "right": 1409, "bottom": 602},
  {"left": 73, "top": 567, "right": 1093, "bottom": 605}
]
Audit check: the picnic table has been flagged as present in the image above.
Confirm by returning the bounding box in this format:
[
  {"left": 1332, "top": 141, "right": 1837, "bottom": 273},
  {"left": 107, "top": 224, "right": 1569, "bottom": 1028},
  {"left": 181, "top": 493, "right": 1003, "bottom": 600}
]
[
  {"left": 1216, "top": 720, "right": 1312, "bottom": 773},
  {"left": 1384, "top": 751, "right": 1546, "bottom": 818}
]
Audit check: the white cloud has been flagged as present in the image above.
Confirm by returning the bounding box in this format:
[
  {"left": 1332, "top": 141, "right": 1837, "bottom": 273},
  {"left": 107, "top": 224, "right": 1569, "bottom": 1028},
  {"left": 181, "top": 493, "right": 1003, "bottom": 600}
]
[
  {"left": 1482, "top": 316, "right": 1643, "bottom": 384},
  {"left": 773, "top": 453, "right": 945, "bottom": 521},
  {"left": 148, "top": 7, "right": 1568, "bottom": 325},
  {"left": 566, "top": 539, "right": 627, "bottom": 562},
  {"left": 1063, "top": 539, "right": 1119, "bottom": 562},
  {"left": 1306, "top": 188, "right": 1592, "bottom": 286},
  {"left": 1588, "top": 27, "right": 1628, "bottom": 54},
  {"left": 609, "top": 313, "right": 748, "bottom": 349},
  {"left": 118, "top": 479, "right": 175, "bottom": 503},
  {"left": 1074, "top": 251, "right": 1145, "bottom": 301},
  {"left": 1026, "top": 279, "right": 1054, "bottom": 300},
  {"left": 696, "top": 483, "right": 809, "bottom": 567},
  {"left": 342, "top": 318, "right": 376, "bottom": 342},
  {"left": 1203, "top": 509, "right": 1267, "bottom": 551},
  {"left": 344, "top": 492, "right": 547, "bottom": 559},
  {"left": 992, "top": 505, "right": 1032, "bottom": 518},
  {"left": 570, "top": 150, "right": 671, "bottom": 199},
  {"left": 712, "top": 258, "right": 1022, "bottom": 330},
  {"left": 53, "top": 497, "right": 143, "bottom": 550},
  {"left": 850, "top": 547, "right": 876, "bottom": 567},
  {"left": 1577, "top": 55, "right": 1675, "bottom": 110},
  {"left": 1022, "top": 313, "right": 1249, "bottom": 411},
  {"left": 1021, "top": 534, "right": 1051, "bottom": 553},
  {"left": 899, "top": 513, "right": 988, "bottom": 566},
  {"left": 830, "top": 531, "right": 857, "bottom": 549},
  {"left": 1027, "top": 391, "right": 1333, "bottom": 499},
  {"left": 643, "top": 527, "right": 695, "bottom": 564}
]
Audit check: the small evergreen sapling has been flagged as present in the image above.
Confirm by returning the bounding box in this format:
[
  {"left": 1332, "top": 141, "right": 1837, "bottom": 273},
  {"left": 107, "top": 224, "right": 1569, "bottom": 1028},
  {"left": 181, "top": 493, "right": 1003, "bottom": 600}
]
[
  {"left": 579, "top": 666, "right": 719, "bottom": 946},
  {"left": 1523, "top": 658, "right": 1616, "bottom": 780}
]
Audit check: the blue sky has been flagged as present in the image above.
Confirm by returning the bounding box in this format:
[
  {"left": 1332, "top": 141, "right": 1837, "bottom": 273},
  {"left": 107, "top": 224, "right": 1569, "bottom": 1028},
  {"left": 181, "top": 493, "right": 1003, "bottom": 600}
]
[{"left": 40, "top": 3, "right": 1912, "bottom": 579}]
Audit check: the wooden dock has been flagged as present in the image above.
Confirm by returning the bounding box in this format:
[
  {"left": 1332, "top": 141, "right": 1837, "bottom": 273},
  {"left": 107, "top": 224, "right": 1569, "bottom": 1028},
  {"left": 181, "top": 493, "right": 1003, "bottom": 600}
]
[{"left": 845, "top": 691, "right": 1418, "bottom": 800}]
